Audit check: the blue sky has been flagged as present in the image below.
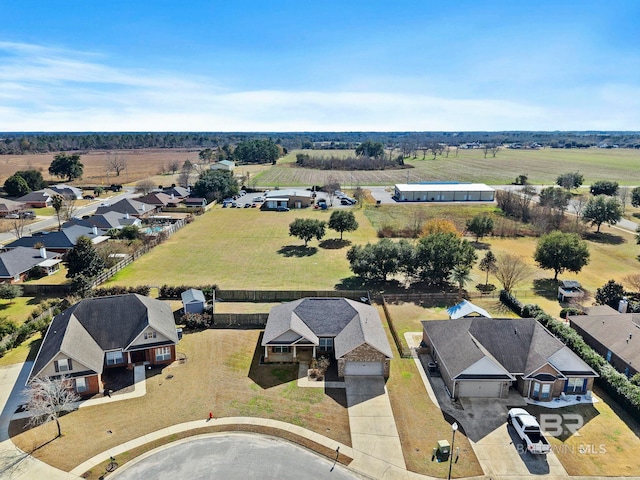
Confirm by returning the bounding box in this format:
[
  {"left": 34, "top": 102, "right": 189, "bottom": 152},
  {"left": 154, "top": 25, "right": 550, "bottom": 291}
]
[{"left": 1, "top": 1, "right": 639, "bottom": 131}]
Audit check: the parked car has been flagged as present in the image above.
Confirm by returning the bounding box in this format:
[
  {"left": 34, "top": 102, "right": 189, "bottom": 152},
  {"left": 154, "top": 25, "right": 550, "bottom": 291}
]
[
  {"left": 508, "top": 408, "right": 551, "bottom": 455},
  {"left": 83, "top": 194, "right": 95, "bottom": 200},
  {"left": 276, "top": 206, "right": 290, "bottom": 212},
  {"left": 340, "top": 198, "right": 355, "bottom": 205},
  {"left": 5, "top": 213, "right": 19, "bottom": 219},
  {"left": 253, "top": 196, "right": 264, "bottom": 202},
  {"left": 20, "top": 210, "right": 36, "bottom": 219},
  {"left": 100, "top": 202, "right": 111, "bottom": 207},
  {"left": 243, "top": 203, "right": 251, "bottom": 208}
]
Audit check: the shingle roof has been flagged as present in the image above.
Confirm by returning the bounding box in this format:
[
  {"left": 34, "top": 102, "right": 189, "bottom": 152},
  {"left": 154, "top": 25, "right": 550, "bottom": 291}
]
[
  {"left": 0, "top": 247, "right": 60, "bottom": 278},
  {"left": 64, "top": 211, "right": 139, "bottom": 230},
  {"left": 30, "top": 294, "right": 178, "bottom": 381},
  {"left": 96, "top": 198, "right": 151, "bottom": 216},
  {"left": 570, "top": 312, "right": 640, "bottom": 370},
  {"left": 181, "top": 288, "right": 206, "bottom": 304},
  {"left": 137, "top": 192, "right": 174, "bottom": 206},
  {"left": 17, "top": 189, "right": 54, "bottom": 203},
  {"left": 163, "top": 186, "right": 190, "bottom": 198},
  {"left": 0, "top": 198, "right": 25, "bottom": 213},
  {"left": 262, "top": 298, "right": 392, "bottom": 359},
  {"left": 422, "top": 318, "right": 596, "bottom": 378},
  {"left": 5, "top": 225, "right": 108, "bottom": 250}
]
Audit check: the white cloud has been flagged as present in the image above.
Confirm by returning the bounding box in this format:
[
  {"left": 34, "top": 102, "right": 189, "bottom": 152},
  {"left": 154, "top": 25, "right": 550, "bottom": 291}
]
[{"left": 1, "top": 41, "right": 639, "bottom": 132}]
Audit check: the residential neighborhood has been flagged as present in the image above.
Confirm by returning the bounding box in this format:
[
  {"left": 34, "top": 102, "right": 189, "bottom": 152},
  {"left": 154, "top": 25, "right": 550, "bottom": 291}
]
[{"left": 2, "top": 2, "right": 640, "bottom": 479}]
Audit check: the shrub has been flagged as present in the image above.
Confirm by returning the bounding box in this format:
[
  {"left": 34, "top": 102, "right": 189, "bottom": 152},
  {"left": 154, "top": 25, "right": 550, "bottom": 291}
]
[
  {"left": 476, "top": 283, "right": 496, "bottom": 293},
  {"left": 499, "top": 290, "right": 523, "bottom": 315},
  {"left": 93, "top": 285, "right": 151, "bottom": 297},
  {"left": 181, "top": 313, "right": 213, "bottom": 330},
  {"left": 521, "top": 304, "right": 543, "bottom": 318},
  {"left": 559, "top": 307, "right": 583, "bottom": 319},
  {"left": 159, "top": 284, "right": 217, "bottom": 299}
]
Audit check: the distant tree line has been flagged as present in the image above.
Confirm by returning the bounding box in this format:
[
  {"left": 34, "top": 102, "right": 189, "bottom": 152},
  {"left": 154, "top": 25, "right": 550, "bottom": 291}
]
[
  {"left": 5, "top": 131, "right": 640, "bottom": 155},
  {"left": 295, "top": 153, "right": 406, "bottom": 171}
]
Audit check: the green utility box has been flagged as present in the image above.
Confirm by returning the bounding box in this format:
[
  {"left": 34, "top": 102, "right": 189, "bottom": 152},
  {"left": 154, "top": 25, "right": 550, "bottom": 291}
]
[{"left": 436, "top": 440, "right": 451, "bottom": 461}]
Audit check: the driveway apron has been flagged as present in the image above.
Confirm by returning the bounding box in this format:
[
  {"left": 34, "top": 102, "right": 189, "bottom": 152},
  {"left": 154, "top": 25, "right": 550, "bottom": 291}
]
[{"left": 345, "top": 375, "right": 408, "bottom": 479}]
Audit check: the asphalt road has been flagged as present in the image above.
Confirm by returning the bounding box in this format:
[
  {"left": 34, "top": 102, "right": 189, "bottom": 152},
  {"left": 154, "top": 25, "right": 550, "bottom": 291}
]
[{"left": 111, "top": 434, "right": 362, "bottom": 480}]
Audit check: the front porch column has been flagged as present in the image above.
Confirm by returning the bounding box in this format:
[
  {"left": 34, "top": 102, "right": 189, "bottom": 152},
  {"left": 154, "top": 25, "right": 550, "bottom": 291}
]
[
  {"left": 312, "top": 346, "right": 316, "bottom": 357},
  {"left": 264, "top": 346, "right": 268, "bottom": 359},
  {"left": 127, "top": 352, "right": 131, "bottom": 364},
  {"left": 293, "top": 346, "right": 297, "bottom": 359}
]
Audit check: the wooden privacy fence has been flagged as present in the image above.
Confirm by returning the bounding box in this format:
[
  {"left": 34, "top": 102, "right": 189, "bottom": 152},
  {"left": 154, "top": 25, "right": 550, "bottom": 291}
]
[
  {"left": 212, "top": 313, "right": 269, "bottom": 328},
  {"left": 380, "top": 292, "right": 459, "bottom": 305},
  {"left": 215, "top": 290, "right": 370, "bottom": 302}
]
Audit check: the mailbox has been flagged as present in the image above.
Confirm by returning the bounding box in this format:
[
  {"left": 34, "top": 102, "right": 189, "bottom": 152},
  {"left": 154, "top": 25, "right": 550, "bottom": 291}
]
[{"left": 435, "top": 440, "right": 450, "bottom": 461}]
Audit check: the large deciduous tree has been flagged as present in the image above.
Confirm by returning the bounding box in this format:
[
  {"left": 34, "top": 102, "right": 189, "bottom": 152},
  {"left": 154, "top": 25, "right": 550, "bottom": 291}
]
[
  {"left": 347, "top": 239, "right": 400, "bottom": 282},
  {"left": 233, "top": 139, "right": 281, "bottom": 164},
  {"left": 556, "top": 171, "right": 584, "bottom": 191},
  {"left": 414, "top": 232, "right": 477, "bottom": 285},
  {"left": 4, "top": 174, "right": 31, "bottom": 197},
  {"left": 192, "top": 170, "right": 239, "bottom": 201},
  {"left": 23, "top": 376, "right": 79, "bottom": 439},
  {"left": 288, "top": 218, "right": 326, "bottom": 247},
  {"left": 590, "top": 180, "right": 619, "bottom": 196},
  {"left": 15, "top": 170, "right": 46, "bottom": 190},
  {"left": 534, "top": 231, "right": 590, "bottom": 280},
  {"left": 106, "top": 154, "right": 127, "bottom": 177},
  {"left": 595, "top": 279, "right": 625, "bottom": 309},
  {"left": 66, "top": 236, "right": 105, "bottom": 279},
  {"left": 631, "top": 186, "right": 640, "bottom": 208},
  {"left": 48, "top": 153, "right": 84, "bottom": 181},
  {"left": 582, "top": 195, "right": 623, "bottom": 232},
  {"left": 328, "top": 210, "right": 358, "bottom": 240}
]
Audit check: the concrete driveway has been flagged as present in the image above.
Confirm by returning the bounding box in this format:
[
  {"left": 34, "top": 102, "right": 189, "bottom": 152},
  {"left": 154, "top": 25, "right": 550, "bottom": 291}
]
[
  {"left": 473, "top": 422, "right": 567, "bottom": 477},
  {"left": 344, "top": 376, "right": 407, "bottom": 479}
]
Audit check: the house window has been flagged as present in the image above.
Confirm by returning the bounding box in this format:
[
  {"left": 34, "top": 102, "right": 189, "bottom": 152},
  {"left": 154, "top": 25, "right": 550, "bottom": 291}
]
[
  {"left": 144, "top": 331, "right": 157, "bottom": 340},
  {"left": 319, "top": 338, "right": 333, "bottom": 352},
  {"left": 106, "top": 351, "right": 124, "bottom": 366},
  {"left": 155, "top": 347, "right": 171, "bottom": 362},
  {"left": 566, "top": 377, "right": 585, "bottom": 394},
  {"left": 272, "top": 346, "right": 290, "bottom": 354},
  {"left": 540, "top": 383, "right": 551, "bottom": 400},
  {"left": 75, "top": 377, "right": 87, "bottom": 393},
  {"left": 55, "top": 358, "right": 72, "bottom": 373}
]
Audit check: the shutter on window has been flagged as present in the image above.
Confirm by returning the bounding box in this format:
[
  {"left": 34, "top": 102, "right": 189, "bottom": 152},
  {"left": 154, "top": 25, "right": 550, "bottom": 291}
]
[
  {"left": 54, "top": 361, "right": 59, "bottom": 373},
  {"left": 582, "top": 378, "right": 587, "bottom": 392},
  {"left": 68, "top": 359, "right": 73, "bottom": 371},
  {"left": 563, "top": 380, "right": 568, "bottom": 392}
]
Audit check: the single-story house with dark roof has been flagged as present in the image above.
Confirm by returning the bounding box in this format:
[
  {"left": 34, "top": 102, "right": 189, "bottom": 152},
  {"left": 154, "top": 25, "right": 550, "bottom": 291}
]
[
  {"left": 422, "top": 318, "right": 597, "bottom": 400},
  {"left": 0, "top": 247, "right": 62, "bottom": 283},
  {"left": 137, "top": 192, "right": 180, "bottom": 208},
  {"left": 181, "top": 288, "right": 206, "bottom": 314},
  {"left": 28, "top": 294, "right": 179, "bottom": 396},
  {"left": 4, "top": 225, "right": 109, "bottom": 253},
  {"left": 17, "top": 189, "right": 55, "bottom": 208},
  {"left": 163, "top": 186, "right": 190, "bottom": 198},
  {"left": 0, "top": 198, "right": 26, "bottom": 217},
  {"left": 49, "top": 184, "right": 83, "bottom": 200},
  {"left": 262, "top": 297, "right": 393, "bottom": 377},
  {"left": 569, "top": 308, "right": 640, "bottom": 377},
  {"left": 63, "top": 211, "right": 141, "bottom": 230},
  {"left": 96, "top": 198, "right": 156, "bottom": 218}
]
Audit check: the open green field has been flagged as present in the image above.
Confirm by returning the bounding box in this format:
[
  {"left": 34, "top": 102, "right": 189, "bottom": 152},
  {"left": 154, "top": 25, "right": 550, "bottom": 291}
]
[
  {"left": 254, "top": 147, "right": 640, "bottom": 187},
  {"left": 107, "top": 206, "right": 377, "bottom": 289}
]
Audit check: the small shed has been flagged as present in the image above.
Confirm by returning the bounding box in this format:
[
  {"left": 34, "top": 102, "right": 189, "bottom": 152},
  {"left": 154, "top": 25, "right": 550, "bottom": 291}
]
[
  {"left": 181, "top": 288, "right": 206, "bottom": 314},
  {"left": 558, "top": 280, "right": 584, "bottom": 302}
]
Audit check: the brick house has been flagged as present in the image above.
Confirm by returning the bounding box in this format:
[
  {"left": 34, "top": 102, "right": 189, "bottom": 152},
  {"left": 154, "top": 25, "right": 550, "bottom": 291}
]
[
  {"left": 261, "top": 298, "right": 392, "bottom": 377},
  {"left": 422, "top": 318, "right": 597, "bottom": 400},
  {"left": 28, "top": 294, "right": 179, "bottom": 396}
]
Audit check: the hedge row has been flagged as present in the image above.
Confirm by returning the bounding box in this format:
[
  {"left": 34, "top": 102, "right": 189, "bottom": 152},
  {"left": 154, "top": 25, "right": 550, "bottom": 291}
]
[
  {"left": 159, "top": 284, "right": 217, "bottom": 299},
  {"left": 181, "top": 313, "right": 214, "bottom": 330},
  {"left": 499, "top": 293, "right": 640, "bottom": 420},
  {"left": 93, "top": 285, "right": 151, "bottom": 297}
]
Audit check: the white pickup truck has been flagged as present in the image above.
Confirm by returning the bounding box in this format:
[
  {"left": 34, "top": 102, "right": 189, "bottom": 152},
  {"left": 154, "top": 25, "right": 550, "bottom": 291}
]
[{"left": 508, "top": 408, "right": 551, "bottom": 455}]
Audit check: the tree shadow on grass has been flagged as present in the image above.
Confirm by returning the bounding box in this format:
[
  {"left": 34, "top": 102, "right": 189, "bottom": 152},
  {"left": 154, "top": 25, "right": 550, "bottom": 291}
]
[
  {"left": 533, "top": 278, "right": 561, "bottom": 301},
  {"left": 584, "top": 232, "right": 625, "bottom": 245},
  {"left": 470, "top": 241, "right": 491, "bottom": 250},
  {"left": 277, "top": 245, "right": 318, "bottom": 257},
  {"left": 334, "top": 276, "right": 405, "bottom": 293},
  {"left": 319, "top": 239, "right": 352, "bottom": 250}
]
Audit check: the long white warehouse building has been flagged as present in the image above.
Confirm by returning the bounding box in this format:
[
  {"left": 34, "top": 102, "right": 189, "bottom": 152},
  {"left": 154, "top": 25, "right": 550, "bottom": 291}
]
[{"left": 393, "top": 182, "right": 495, "bottom": 202}]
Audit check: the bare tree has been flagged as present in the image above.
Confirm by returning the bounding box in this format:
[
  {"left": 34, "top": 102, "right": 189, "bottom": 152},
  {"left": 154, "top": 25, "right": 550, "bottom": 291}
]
[
  {"left": 623, "top": 273, "right": 640, "bottom": 293},
  {"left": 135, "top": 180, "right": 156, "bottom": 195},
  {"left": 105, "top": 154, "right": 127, "bottom": 177},
  {"left": 428, "top": 142, "right": 444, "bottom": 160},
  {"left": 571, "top": 194, "right": 588, "bottom": 224},
  {"left": 23, "top": 376, "right": 80, "bottom": 439},
  {"left": 62, "top": 199, "right": 77, "bottom": 222},
  {"left": 169, "top": 160, "right": 180, "bottom": 175},
  {"left": 323, "top": 176, "right": 341, "bottom": 206},
  {"left": 444, "top": 145, "right": 451, "bottom": 158},
  {"left": 618, "top": 187, "right": 630, "bottom": 213},
  {"left": 490, "top": 144, "right": 500, "bottom": 158},
  {"left": 493, "top": 253, "right": 533, "bottom": 293},
  {"left": 51, "top": 194, "right": 65, "bottom": 231},
  {"left": 10, "top": 216, "right": 28, "bottom": 239}
]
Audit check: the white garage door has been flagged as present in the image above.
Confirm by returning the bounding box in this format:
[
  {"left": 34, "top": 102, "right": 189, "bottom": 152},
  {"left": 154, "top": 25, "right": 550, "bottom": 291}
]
[
  {"left": 458, "top": 381, "right": 503, "bottom": 398},
  {"left": 344, "top": 361, "right": 383, "bottom": 376}
]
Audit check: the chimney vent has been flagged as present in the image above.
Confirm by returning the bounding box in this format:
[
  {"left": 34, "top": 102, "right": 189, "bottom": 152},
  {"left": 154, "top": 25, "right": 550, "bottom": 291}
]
[
  {"left": 39, "top": 247, "right": 46, "bottom": 258},
  {"left": 92, "top": 226, "right": 98, "bottom": 235}
]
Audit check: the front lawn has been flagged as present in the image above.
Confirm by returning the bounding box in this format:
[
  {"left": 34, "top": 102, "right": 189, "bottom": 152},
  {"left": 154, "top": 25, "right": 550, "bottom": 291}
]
[{"left": 10, "top": 329, "right": 350, "bottom": 472}]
